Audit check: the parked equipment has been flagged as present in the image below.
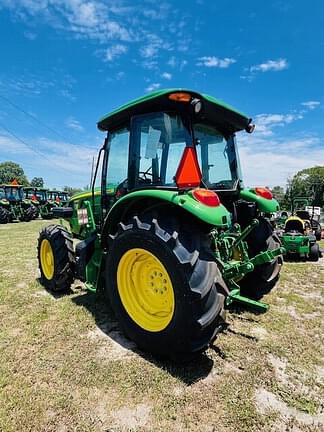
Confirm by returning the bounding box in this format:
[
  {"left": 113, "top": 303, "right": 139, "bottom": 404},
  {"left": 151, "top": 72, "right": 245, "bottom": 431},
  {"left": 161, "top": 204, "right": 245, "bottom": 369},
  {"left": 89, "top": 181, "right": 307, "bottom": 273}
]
[
  {"left": 277, "top": 198, "right": 321, "bottom": 261},
  {"left": 38, "top": 89, "right": 284, "bottom": 359},
  {"left": 0, "top": 184, "right": 34, "bottom": 223}
]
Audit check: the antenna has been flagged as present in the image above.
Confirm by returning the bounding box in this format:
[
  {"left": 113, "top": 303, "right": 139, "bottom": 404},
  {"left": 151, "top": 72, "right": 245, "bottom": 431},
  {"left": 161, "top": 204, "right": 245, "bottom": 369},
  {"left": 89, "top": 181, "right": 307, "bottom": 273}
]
[{"left": 90, "top": 155, "right": 95, "bottom": 188}]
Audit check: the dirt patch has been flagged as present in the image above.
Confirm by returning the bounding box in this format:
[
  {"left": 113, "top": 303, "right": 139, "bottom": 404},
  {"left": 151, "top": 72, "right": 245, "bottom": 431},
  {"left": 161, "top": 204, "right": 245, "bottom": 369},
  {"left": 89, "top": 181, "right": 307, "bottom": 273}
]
[
  {"left": 268, "top": 354, "right": 288, "bottom": 385},
  {"left": 250, "top": 326, "right": 268, "bottom": 340},
  {"left": 32, "top": 290, "right": 52, "bottom": 298},
  {"left": 255, "top": 388, "right": 324, "bottom": 426},
  {"left": 87, "top": 327, "right": 138, "bottom": 361},
  {"left": 112, "top": 403, "right": 151, "bottom": 430}
]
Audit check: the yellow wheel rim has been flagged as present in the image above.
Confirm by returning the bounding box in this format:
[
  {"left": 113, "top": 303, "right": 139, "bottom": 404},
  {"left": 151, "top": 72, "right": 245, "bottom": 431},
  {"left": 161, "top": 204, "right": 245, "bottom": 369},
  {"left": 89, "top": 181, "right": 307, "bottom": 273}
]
[
  {"left": 40, "top": 239, "right": 54, "bottom": 280},
  {"left": 117, "top": 248, "right": 175, "bottom": 332}
]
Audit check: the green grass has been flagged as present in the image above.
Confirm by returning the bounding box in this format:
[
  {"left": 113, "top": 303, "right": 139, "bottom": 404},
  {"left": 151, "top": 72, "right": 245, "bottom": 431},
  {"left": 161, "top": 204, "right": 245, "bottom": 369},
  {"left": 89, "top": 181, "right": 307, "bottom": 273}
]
[{"left": 0, "top": 221, "right": 323, "bottom": 431}]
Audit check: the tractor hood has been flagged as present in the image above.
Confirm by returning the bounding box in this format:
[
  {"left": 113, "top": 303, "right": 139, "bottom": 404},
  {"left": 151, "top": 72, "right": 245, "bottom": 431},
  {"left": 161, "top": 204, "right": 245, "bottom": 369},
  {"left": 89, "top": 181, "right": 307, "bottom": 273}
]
[{"left": 97, "top": 89, "right": 252, "bottom": 136}]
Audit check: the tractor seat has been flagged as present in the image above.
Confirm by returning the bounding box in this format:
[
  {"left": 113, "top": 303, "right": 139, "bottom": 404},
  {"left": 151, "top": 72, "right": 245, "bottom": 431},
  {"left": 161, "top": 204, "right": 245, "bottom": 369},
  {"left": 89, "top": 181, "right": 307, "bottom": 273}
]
[{"left": 285, "top": 217, "right": 304, "bottom": 234}]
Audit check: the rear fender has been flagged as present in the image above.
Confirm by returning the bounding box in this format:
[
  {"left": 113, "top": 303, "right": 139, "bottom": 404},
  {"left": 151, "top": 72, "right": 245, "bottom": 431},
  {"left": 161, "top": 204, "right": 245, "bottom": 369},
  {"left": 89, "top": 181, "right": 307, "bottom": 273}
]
[
  {"left": 101, "top": 189, "right": 231, "bottom": 248},
  {"left": 240, "top": 188, "right": 279, "bottom": 213}
]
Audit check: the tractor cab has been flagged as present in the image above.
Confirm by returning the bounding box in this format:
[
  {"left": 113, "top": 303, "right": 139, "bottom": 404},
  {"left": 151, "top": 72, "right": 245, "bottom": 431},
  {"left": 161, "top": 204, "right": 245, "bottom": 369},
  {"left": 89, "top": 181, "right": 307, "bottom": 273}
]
[
  {"left": 91, "top": 89, "right": 278, "bottom": 224},
  {"left": 35, "top": 188, "right": 49, "bottom": 204},
  {"left": 48, "top": 190, "right": 60, "bottom": 205},
  {"left": 0, "top": 186, "right": 6, "bottom": 200},
  {"left": 24, "top": 187, "right": 39, "bottom": 204},
  {"left": 58, "top": 191, "right": 69, "bottom": 204},
  {"left": 3, "top": 185, "right": 24, "bottom": 202}
]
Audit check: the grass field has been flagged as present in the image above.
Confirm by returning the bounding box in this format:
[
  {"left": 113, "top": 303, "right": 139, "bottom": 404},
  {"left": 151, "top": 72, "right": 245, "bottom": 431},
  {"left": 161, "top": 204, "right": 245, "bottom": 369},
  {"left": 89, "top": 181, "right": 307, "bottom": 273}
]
[{"left": 0, "top": 220, "right": 323, "bottom": 432}]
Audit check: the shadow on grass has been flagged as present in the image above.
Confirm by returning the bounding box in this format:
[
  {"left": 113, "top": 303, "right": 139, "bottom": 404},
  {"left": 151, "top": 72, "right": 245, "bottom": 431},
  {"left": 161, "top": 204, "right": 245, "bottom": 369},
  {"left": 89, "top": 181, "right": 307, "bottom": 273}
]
[
  {"left": 36, "top": 277, "right": 75, "bottom": 299},
  {"left": 70, "top": 288, "right": 215, "bottom": 385}
]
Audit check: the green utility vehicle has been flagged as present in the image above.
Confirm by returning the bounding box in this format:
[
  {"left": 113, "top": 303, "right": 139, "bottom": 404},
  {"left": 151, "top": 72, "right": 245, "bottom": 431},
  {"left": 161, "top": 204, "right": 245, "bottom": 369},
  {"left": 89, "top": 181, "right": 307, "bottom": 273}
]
[
  {"left": 0, "top": 184, "right": 34, "bottom": 223},
  {"left": 278, "top": 198, "right": 321, "bottom": 261},
  {"left": 38, "top": 89, "right": 283, "bottom": 359}
]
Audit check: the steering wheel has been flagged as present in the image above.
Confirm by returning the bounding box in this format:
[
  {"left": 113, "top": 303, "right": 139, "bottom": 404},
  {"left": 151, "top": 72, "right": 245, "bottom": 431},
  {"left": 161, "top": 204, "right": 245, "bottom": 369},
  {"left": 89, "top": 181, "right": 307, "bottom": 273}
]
[{"left": 139, "top": 166, "right": 153, "bottom": 181}]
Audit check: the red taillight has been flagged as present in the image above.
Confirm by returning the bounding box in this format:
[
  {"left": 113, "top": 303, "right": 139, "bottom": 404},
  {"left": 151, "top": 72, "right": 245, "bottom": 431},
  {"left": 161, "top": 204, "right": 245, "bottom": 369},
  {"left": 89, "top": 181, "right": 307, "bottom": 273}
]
[
  {"left": 255, "top": 187, "right": 273, "bottom": 200},
  {"left": 175, "top": 147, "right": 202, "bottom": 189},
  {"left": 192, "top": 188, "right": 220, "bottom": 207}
]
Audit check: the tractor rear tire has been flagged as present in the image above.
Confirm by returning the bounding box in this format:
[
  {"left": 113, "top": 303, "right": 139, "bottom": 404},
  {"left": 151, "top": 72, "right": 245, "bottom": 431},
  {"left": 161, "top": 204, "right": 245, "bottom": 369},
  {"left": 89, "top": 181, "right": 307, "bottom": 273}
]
[
  {"left": 38, "top": 224, "right": 75, "bottom": 292},
  {"left": 239, "top": 217, "right": 283, "bottom": 300},
  {"left": 0, "top": 207, "right": 9, "bottom": 224},
  {"left": 105, "top": 215, "right": 227, "bottom": 360},
  {"left": 23, "top": 206, "right": 35, "bottom": 222},
  {"left": 309, "top": 243, "right": 320, "bottom": 262}
]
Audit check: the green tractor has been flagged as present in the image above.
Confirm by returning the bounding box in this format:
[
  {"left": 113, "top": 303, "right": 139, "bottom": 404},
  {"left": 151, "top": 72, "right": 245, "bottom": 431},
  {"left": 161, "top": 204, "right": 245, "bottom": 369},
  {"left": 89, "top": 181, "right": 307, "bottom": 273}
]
[
  {"left": 0, "top": 185, "right": 10, "bottom": 223},
  {"left": 0, "top": 184, "right": 35, "bottom": 223},
  {"left": 35, "top": 188, "right": 56, "bottom": 219},
  {"left": 277, "top": 198, "right": 321, "bottom": 261},
  {"left": 37, "top": 89, "right": 284, "bottom": 359},
  {"left": 24, "top": 187, "right": 42, "bottom": 219},
  {"left": 47, "top": 190, "right": 70, "bottom": 208},
  {"left": 24, "top": 188, "right": 61, "bottom": 219}
]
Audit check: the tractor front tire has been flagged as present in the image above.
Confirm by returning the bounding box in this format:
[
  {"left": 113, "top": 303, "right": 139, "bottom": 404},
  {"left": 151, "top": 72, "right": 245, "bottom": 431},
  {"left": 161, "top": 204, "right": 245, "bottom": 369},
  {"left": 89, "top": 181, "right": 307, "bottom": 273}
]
[
  {"left": 38, "top": 224, "right": 75, "bottom": 292},
  {"left": 105, "top": 215, "right": 227, "bottom": 360},
  {"left": 31, "top": 206, "right": 39, "bottom": 219},
  {"left": 0, "top": 207, "right": 9, "bottom": 224},
  {"left": 239, "top": 217, "right": 283, "bottom": 300}
]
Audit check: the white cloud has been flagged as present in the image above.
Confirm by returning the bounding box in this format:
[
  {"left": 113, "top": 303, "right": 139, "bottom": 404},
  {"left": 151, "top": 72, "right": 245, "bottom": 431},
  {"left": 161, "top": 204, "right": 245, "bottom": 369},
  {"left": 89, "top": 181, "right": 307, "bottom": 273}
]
[
  {"left": 239, "top": 138, "right": 324, "bottom": 188},
  {"left": 0, "top": 131, "right": 97, "bottom": 187},
  {"left": 3, "top": 1, "right": 194, "bottom": 73},
  {"left": 250, "top": 58, "right": 289, "bottom": 73},
  {"left": 161, "top": 72, "right": 172, "bottom": 80},
  {"left": 301, "top": 101, "right": 320, "bottom": 110},
  {"left": 2, "top": 1, "right": 131, "bottom": 42},
  {"left": 145, "top": 83, "right": 161, "bottom": 92},
  {"left": 65, "top": 117, "right": 84, "bottom": 132},
  {"left": 197, "top": 56, "right": 236, "bottom": 68},
  {"left": 237, "top": 104, "right": 322, "bottom": 186},
  {"left": 140, "top": 44, "right": 158, "bottom": 59},
  {"left": 104, "top": 44, "right": 127, "bottom": 61}
]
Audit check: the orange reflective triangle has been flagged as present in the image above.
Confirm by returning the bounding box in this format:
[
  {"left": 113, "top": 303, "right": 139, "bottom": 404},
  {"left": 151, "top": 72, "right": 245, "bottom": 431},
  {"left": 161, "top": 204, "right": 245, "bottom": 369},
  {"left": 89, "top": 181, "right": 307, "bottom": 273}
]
[
  {"left": 11, "top": 179, "right": 19, "bottom": 185},
  {"left": 175, "top": 146, "right": 202, "bottom": 189}
]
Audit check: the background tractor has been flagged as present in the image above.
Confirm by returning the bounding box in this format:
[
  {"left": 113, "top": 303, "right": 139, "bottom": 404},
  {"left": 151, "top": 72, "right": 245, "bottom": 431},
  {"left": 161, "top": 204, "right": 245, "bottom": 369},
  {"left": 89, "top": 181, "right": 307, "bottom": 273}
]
[
  {"left": 34, "top": 188, "right": 56, "bottom": 219},
  {"left": 277, "top": 198, "right": 321, "bottom": 261},
  {"left": 48, "top": 190, "right": 70, "bottom": 207},
  {"left": 38, "top": 89, "right": 283, "bottom": 360},
  {"left": 0, "top": 184, "right": 34, "bottom": 223},
  {"left": 24, "top": 186, "right": 41, "bottom": 219}
]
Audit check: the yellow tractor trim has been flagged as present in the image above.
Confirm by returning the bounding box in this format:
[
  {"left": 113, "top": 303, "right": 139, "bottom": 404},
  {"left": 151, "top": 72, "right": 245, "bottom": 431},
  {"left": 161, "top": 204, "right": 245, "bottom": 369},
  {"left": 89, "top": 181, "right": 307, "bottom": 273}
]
[
  {"left": 117, "top": 248, "right": 175, "bottom": 332},
  {"left": 40, "top": 239, "right": 55, "bottom": 280}
]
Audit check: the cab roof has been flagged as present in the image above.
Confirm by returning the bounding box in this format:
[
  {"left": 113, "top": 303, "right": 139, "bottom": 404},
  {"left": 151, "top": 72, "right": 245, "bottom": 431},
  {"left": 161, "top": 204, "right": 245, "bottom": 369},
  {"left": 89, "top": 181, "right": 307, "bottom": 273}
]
[{"left": 97, "top": 88, "right": 251, "bottom": 135}]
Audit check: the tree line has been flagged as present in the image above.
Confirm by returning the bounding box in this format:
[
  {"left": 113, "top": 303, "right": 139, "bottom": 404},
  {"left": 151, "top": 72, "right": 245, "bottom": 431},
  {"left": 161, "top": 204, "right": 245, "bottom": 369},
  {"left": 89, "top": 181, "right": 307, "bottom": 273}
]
[
  {"left": 271, "top": 166, "right": 324, "bottom": 209},
  {"left": 0, "top": 161, "right": 83, "bottom": 195}
]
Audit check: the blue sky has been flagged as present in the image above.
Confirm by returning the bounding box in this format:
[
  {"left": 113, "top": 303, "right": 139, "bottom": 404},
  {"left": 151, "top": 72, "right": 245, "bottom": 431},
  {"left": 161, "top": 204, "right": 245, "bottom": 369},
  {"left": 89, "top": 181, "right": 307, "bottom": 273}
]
[{"left": 0, "top": 0, "right": 323, "bottom": 188}]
